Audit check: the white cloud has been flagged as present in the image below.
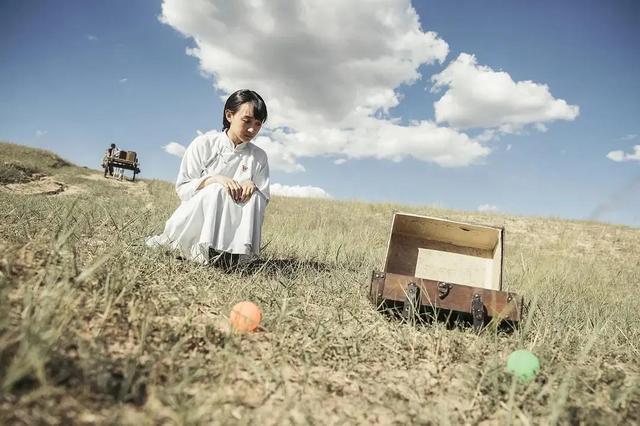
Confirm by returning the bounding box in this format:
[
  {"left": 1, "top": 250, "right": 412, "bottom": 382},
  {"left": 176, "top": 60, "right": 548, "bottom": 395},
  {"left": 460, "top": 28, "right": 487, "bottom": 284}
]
[
  {"left": 162, "top": 0, "right": 449, "bottom": 124},
  {"left": 534, "top": 123, "right": 548, "bottom": 133},
  {"left": 269, "top": 117, "right": 489, "bottom": 167},
  {"left": 160, "top": 0, "right": 493, "bottom": 168},
  {"left": 271, "top": 183, "right": 331, "bottom": 199},
  {"left": 163, "top": 142, "right": 187, "bottom": 158},
  {"left": 86, "top": 34, "right": 98, "bottom": 41},
  {"left": 506, "top": 144, "right": 512, "bottom": 151},
  {"left": 160, "top": 1, "right": 577, "bottom": 168},
  {"left": 119, "top": 78, "right": 128, "bottom": 84},
  {"left": 252, "top": 136, "right": 305, "bottom": 172},
  {"left": 431, "top": 53, "right": 579, "bottom": 133},
  {"left": 478, "top": 204, "right": 499, "bottom": 212},
  {"left": 477, "top": 129, "right": 498, "bottom": 143},
  {"left": 35, "top": 130, "right": 48, "bottom": 137},
  {"left": 618, "top": 134, "right": 638, "bottom": 141},
  {"left": 334, "top": 158, "right": 347, "bottom": 165},
  {"left": 607, "top": 146, "right": 640, "bottom": 162},
  {"left": 606, "top": 151, "right": 625, "bottom": 162}
]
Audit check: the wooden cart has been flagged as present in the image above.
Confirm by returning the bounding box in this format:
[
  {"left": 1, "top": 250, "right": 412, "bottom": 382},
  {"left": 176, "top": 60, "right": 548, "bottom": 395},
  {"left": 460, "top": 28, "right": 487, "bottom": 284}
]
[
  {"left": 368, "top": 212, "right": 523, "bottom": 330},
  {"left": 103, "top": 150, "right": 141, "bottom": 181}
]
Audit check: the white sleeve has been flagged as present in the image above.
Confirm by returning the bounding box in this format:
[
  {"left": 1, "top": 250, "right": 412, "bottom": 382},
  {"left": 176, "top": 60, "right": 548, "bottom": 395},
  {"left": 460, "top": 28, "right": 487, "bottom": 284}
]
[
  {"left": 254, "top": 155, "right": 270, "bottom": 201},
  {"left": 175, "top": 136, "right": 212, "bottom": 201}
]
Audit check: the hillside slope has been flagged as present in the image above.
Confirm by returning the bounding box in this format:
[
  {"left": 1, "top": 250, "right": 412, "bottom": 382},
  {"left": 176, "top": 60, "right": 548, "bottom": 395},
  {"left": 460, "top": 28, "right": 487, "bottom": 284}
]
[{"left": 1, "top": 142, "right": 638, "bottom": 424}]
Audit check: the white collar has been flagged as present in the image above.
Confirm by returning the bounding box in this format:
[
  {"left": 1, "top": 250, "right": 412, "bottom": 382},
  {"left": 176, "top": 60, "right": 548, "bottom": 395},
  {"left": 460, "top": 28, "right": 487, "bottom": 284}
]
[{"left": 223, "top": 130, "right": 249, "bottom": 151}]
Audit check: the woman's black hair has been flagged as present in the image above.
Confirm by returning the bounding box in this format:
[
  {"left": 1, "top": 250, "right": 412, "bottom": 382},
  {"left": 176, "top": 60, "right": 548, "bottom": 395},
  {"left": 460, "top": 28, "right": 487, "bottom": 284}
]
[{"left": 222, "top": 89, "right": 268, "bottom": 130}]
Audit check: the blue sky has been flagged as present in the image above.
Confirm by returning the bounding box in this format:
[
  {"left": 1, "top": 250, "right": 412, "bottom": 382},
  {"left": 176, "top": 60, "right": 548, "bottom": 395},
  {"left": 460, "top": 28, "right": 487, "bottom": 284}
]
[{"left": 1, "top": 0, "right": 639, "bottom": 227}]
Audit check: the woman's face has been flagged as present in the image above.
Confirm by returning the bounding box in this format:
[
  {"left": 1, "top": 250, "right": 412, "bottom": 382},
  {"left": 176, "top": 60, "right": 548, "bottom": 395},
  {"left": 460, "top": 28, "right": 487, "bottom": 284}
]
[{"left": 226, "top": 102, "right": 263, "bottom": 144}]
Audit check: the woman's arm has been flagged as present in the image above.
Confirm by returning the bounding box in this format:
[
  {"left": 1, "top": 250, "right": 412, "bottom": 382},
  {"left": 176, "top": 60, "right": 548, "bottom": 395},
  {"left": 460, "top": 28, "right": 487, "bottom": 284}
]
[
  {"left": 252, "top": 152, "right": 270, "bottom": 202},
  {"left": 198, "top": 175, "right": 243, "bottom": 202},
  {"left": 175, "top": 136, "right": 211, "bottom": 201}
]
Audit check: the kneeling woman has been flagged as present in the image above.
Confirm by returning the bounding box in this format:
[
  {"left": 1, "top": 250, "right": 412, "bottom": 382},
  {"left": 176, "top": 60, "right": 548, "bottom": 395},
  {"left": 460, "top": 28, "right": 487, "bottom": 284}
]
[{"left": 147, "top": 90, "right": 270, "bottom": 266}]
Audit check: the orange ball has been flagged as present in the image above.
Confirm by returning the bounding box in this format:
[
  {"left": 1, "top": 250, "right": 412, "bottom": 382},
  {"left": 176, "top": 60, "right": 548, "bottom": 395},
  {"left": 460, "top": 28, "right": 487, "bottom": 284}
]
[{"left": 229, "top": 301, "right": 262, "bottom": 333}]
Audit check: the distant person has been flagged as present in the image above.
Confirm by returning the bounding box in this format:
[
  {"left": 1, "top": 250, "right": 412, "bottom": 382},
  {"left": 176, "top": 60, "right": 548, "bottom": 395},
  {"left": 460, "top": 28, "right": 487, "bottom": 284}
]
[
  {"left": 103, "top": 143, "right": 117, "bottom": 177},
  {"left": 146, "top": 89, "right": 270, "bottom": 269},
  {"left": 111, "top": 146, "right": 125, "bottom": 180}
]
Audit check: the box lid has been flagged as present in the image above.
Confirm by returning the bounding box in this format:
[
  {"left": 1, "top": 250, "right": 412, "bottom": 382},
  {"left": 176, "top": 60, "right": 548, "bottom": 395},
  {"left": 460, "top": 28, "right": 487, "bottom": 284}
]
[{"left": 383, "top": 213, "right": 504, "bottom": 291}]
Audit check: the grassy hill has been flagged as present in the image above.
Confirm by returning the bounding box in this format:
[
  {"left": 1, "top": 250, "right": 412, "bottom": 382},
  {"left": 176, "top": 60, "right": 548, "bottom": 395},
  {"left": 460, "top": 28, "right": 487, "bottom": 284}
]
[{"left": 0, "top": 141, "right": 638, "bottom": 424}]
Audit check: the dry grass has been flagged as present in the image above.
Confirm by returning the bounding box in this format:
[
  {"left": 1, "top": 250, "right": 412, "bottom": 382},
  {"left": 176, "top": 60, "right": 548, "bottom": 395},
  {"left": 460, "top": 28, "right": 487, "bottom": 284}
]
[{"left": 0, "top": 141, "right": 638, "bottom": 425}]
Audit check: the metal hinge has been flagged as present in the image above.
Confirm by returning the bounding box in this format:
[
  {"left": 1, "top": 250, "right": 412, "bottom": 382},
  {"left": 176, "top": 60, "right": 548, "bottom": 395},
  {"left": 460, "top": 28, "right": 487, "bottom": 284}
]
[{"left": 369, "top": 271, "right": 386, "bottom": 308}]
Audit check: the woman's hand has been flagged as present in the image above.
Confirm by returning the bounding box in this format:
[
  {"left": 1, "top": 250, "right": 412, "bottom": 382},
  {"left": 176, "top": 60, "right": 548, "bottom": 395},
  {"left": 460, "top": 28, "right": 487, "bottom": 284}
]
[
  {"left": 239, "top": 180, "right": 256, "bottom": 203},
  {"left": 200, "top": 175, "right": 243, "bottom": 201}
]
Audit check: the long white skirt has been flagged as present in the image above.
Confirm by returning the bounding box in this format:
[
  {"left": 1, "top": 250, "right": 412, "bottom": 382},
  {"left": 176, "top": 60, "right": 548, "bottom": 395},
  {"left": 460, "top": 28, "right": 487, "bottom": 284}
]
[{"left": 146, "top": 183, "right": 267, "bottom": 264}]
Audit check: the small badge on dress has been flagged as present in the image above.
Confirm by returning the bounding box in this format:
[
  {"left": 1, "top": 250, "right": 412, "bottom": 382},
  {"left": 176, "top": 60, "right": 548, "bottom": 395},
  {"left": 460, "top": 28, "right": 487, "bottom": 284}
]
[{"left": 241, "top": 164, "right": 248, "bottom": 172}]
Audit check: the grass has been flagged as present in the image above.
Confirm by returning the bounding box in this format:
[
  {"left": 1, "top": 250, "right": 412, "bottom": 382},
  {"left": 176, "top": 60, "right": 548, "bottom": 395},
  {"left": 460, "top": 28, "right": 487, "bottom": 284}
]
[
  {"left": 0, "top": 162, "right": 42, "bottom": 185},
  {"left": 0, "top": 141, "right": 638, "bottom": 424}
]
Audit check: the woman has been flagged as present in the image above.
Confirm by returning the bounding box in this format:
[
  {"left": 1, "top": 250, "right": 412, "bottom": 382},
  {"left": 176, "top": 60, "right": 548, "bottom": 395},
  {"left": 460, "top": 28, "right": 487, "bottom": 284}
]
[{"left": 147, "top": 89, "right": 270, "bottom": 267}]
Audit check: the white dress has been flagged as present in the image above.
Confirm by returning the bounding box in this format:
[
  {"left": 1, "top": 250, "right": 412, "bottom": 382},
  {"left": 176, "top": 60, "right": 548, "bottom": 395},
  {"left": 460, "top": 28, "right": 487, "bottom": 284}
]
[{"left": 146, "top": 130, "right": 270, "bottom": 264}]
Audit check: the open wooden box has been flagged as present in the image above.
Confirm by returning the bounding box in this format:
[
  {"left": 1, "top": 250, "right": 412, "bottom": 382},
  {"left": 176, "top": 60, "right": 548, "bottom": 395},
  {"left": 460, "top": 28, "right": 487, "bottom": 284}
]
[{"left": 369, "top": 213, "right": 523, "bottom": 329}]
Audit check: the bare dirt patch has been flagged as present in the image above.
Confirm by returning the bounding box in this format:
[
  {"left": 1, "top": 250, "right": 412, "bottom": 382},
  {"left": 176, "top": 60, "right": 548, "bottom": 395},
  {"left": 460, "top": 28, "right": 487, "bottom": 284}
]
[
  {"left": 1, "top": 175, "right": 68, "bottom": 195},
  {"left": 0, "top": 172, "right": 88, "bottom": 197},
  {"left": 1, "top": 170, "right": 152, "bottom": 198},
  {"left": 60, "top": 184, "right": 87, "bottom": 196},
  {"left": 78, "top": 173, "right": 152, "bottom": 199}
]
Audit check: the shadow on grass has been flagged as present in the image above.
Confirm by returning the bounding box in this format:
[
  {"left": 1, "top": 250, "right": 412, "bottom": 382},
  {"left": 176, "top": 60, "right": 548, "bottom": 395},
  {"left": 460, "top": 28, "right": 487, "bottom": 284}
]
[
  {"left": 378, "top": 301, "right": 519, "bottom": 334},
  {"left": 235, "top": 256, "right": 332, "bottom": 278},
  {"left": 173, "top": 251, "right": 333, "bottom": 278},
  {"left": 4, "top": 348, "right": 148, "bottom": 407}
]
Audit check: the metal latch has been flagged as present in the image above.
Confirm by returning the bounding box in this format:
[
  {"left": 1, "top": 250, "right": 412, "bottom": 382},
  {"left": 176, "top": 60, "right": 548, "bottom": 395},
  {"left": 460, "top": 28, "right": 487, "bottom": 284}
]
[
  {"left": 438, "top": 282, "right": 452, "bottom": 299},
  {"left": 471, "top": 293, "right": 485, "bottom": 332},
  {"left": 402, "top": 282, "right": 420, "bottom": 322}
]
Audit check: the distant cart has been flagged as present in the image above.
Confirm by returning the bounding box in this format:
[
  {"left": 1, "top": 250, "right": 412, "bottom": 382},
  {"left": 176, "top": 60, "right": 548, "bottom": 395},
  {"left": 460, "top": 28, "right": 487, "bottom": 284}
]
[{"left": 102, "top": 150, "right": 141, "bottom": 181}]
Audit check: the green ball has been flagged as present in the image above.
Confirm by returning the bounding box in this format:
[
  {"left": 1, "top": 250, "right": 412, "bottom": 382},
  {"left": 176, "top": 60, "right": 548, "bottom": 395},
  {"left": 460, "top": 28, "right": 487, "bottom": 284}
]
[{"left": 506, "top": 350, "right": 540, "bottom": 382}]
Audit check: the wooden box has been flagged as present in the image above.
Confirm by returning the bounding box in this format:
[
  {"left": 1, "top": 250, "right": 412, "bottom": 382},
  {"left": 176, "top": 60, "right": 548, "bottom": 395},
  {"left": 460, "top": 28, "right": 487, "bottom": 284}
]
[{"left": 369, "top": 213, "right": 523, "bottom": 329}]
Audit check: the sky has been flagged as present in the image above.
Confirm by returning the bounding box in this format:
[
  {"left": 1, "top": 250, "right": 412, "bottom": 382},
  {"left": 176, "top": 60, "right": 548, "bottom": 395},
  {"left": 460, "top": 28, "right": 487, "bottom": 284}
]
[{"left": 1, "top": 0, "right": 639, "bottom": 227}]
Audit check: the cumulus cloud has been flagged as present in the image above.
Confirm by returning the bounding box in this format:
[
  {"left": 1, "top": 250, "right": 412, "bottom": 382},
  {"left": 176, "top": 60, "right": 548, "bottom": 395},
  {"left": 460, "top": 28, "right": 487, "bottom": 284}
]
[
  {"left": 431, "top": 53, "right": 579, "bottom": 133},
  {"left": 160, "top": 1, "right": 577, "bottom": 168},
  {"left": 252, "top": 136, "right": 305, "bottom": 172},
  {"left": 159, "top": 0, "right": 496, "bottom": 168},
  {"left": 35, "top": 130, "right": 48, "bottom": 137},
  {"left": 271, "top": 183, "right": 331, "bottom": 199},
  {"left": 271, "top": 117, "right": 489, "bottom": 167},
  {"left": 162, "top": 0, "right": 448, "bottom": 123},
  {"left": 606, "top": 151, "right": 625, "bottom": 162},
  {"left": 86, "top": 34, "right": 98, "bottom": 41},
  {"left": 163, "top": 142, "right": 187, "bottom": 158},
  {"left": 478, "top": 204, "right": 499, "bottom": 212},
  {"left": 119, "top": 78, "right": 128, "bottom": 84},
  {"left": 606, "top": 146, "right": 640, "bottom": 162}
]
